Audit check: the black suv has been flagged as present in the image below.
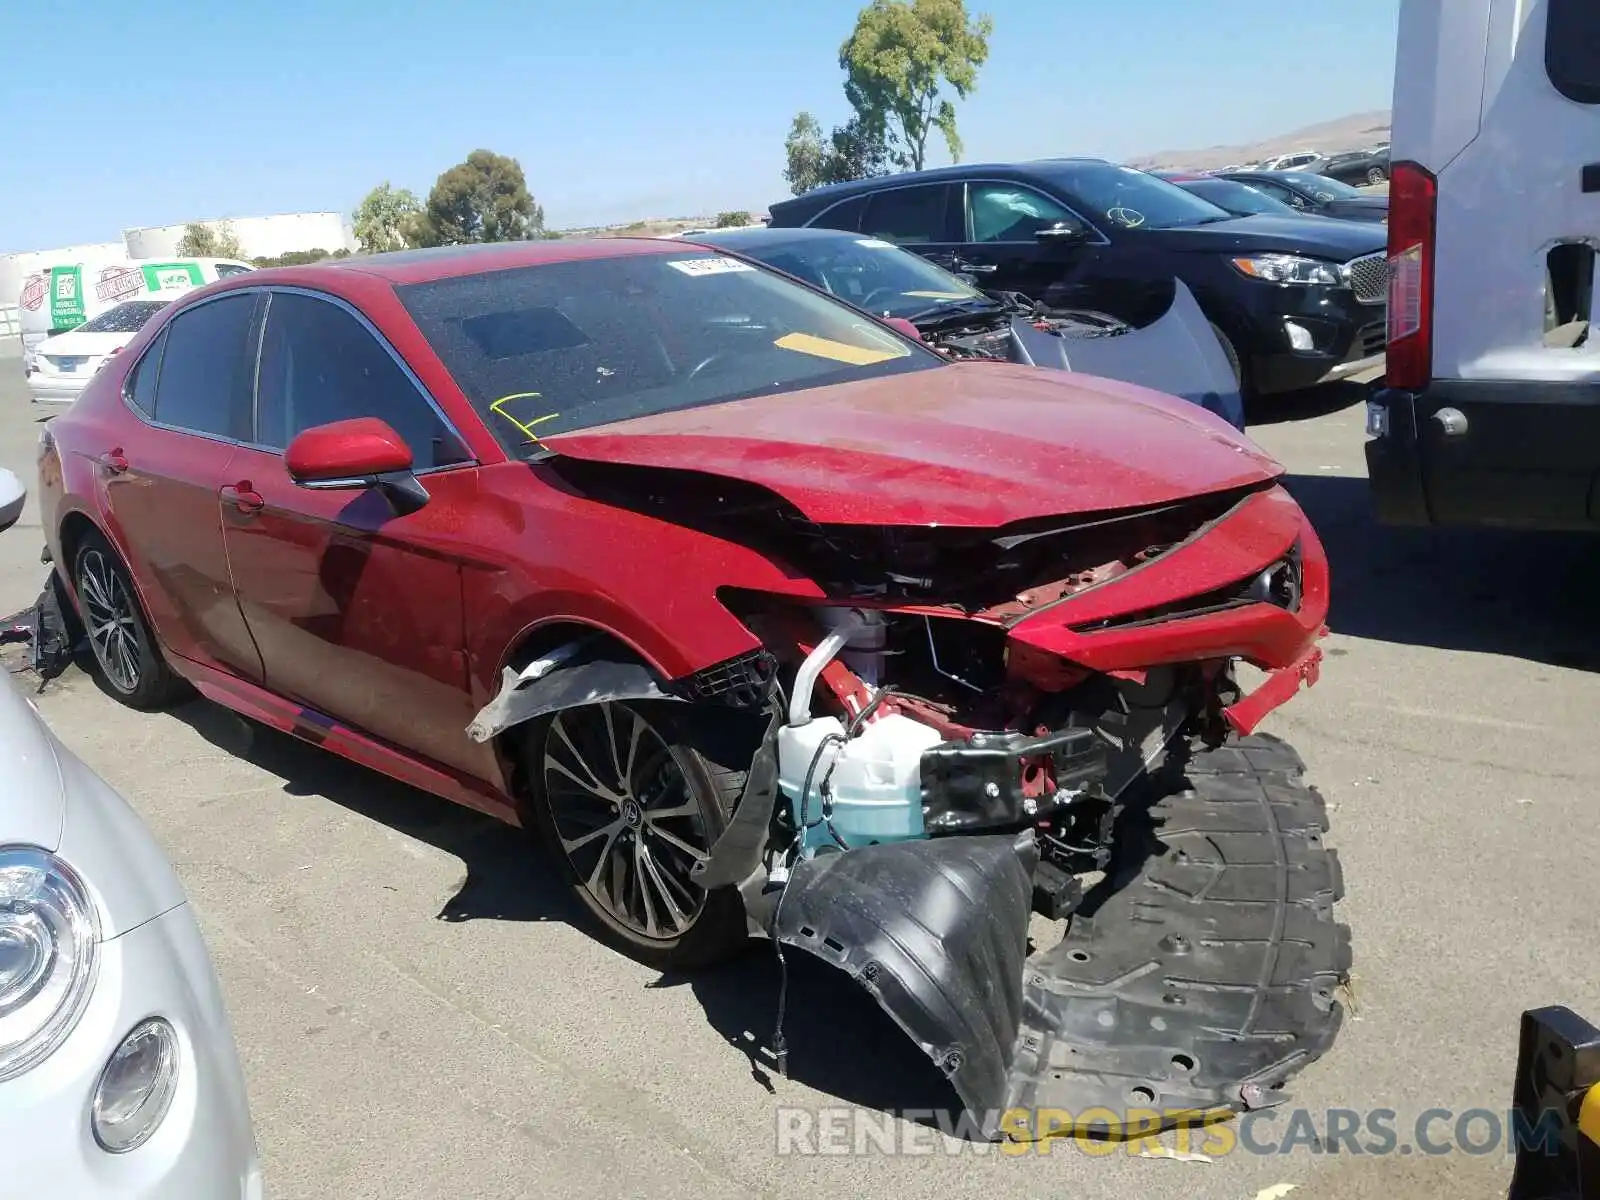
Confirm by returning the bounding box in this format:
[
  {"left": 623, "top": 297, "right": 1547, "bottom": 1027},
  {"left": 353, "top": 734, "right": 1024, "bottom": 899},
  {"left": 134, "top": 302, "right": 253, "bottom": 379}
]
[{"left": 767, "top": 159, "right": 1389, "bottom": 395}]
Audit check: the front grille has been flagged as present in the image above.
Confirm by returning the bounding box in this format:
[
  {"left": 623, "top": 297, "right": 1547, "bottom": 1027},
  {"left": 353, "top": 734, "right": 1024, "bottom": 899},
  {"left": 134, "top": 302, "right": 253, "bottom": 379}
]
[{"left": 1345, "top": 252, "right": 1388, "bottom": 304}]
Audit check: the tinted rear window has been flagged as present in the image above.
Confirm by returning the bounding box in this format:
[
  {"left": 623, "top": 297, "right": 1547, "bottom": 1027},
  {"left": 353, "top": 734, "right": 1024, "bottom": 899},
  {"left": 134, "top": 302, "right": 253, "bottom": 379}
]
[
  {"left": 151, "top": 294, "right": 257, "bottom": 439},
  {"left": 396, "top": 253, "right": 939, "bottom": 455},
  {"left": 76, "top": 300, "right": 169, "bottom": 334},
  {"left": 1547, "top": 0, "right": 1600, "bottom": 103}
]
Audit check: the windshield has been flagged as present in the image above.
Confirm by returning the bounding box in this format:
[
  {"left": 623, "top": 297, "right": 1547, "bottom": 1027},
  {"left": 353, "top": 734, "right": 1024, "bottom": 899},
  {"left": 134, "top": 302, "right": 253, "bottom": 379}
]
[
  {"left": 397, "top": 252, "right": 942, "bottom": 453},
  {"left": 1044, "top": 163, "right": 1233, "bottom": 230},
  {"left": 1175, "top": 178, "right": 1297, "bottom": 217},
  {"left": 728, "top": 235, "right": 986, "bottom": 320},
  {"left": 74, "top": 300, "right": 169, "bottom": 334},
  {"left": 1278, "top": 172, "right": 1364, "bottom": 200}
]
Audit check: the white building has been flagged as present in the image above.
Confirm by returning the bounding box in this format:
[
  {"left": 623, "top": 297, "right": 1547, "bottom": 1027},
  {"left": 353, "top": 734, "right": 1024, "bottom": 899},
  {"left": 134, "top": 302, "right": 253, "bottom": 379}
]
[{"left": 123, "top": 211, "right": 356, "bottom": 260}]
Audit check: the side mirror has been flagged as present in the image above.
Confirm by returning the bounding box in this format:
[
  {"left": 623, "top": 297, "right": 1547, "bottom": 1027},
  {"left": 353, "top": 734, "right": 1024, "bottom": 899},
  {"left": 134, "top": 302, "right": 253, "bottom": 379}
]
[
  {"left": 0, "top": 469, "right": 26, "bottom": 535},
  {"left": 286, "top": 417, "right": 429, "bottom": 515},
  {"left": 883, "top": 316, "right": 924, "bottom": 341},
  {"left": 1035, "top": 222, "right": 1087, "bottom": 243}
]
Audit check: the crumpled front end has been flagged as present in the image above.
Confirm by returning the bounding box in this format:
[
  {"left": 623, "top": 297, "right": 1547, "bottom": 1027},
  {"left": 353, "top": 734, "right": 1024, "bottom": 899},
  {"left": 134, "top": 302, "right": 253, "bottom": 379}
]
[{"left": 475, "top": 455, "right": 1348, "bottom": 1139}]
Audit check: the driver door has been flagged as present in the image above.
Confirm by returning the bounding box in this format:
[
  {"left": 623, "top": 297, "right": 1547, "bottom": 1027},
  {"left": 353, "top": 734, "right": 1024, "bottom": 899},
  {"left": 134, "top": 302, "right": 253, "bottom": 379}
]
[{"left": 953, "top": 181, "right": 1106, "bottom": 309}]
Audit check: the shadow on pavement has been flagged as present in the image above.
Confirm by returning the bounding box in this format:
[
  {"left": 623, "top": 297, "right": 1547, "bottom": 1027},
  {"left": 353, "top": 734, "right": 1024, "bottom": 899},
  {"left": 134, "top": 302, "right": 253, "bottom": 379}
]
[
  {"left": 1246, "top": 379, "right": 1368, "bottom": 427},
  {"left": 172, "top": 699, "right": 581, "bottom": 925},
  {"left": 170, "top": 697, "right": 956, "bottom": 1118},
  {"left": 1282, "top": 472, "right": 1600, "bottom": 669}
]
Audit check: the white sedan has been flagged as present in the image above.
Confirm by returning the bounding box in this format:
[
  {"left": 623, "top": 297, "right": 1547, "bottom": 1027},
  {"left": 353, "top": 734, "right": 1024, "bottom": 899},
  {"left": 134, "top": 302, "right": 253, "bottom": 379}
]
[
  {"left": 0, "top": 468, "right": 261, "bottom": 1195},
  {"left": 25, "top": 300, "right": 171, "bottom": 406}
]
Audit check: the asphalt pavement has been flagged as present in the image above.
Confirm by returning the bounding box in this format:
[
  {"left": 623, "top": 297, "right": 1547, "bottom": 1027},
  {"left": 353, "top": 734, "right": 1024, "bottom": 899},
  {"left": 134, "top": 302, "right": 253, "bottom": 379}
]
[{"left": 3, "top": 371, "right": 1597, "bottom": 1200}]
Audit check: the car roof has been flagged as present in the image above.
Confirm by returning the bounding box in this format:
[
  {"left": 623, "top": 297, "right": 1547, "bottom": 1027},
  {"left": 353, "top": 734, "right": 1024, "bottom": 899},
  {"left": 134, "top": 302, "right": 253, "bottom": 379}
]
[
  {"left": 241, "top": 236, "right": 702, "bottom": 287},
  {"left": 769, "top": 157, "right": 1112, "bottom": 210},
  {"left": 682, "top": 225, "right": 864, "bottom": 248},
  {"left": 1154, "top": 170, "right": 1208, "bottom": 182}
]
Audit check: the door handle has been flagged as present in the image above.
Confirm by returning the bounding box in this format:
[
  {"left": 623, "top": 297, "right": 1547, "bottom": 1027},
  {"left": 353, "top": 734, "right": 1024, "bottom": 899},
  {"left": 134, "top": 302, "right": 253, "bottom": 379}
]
[
  {"left": 220, "top": 482, "right": 264, "bottom": 515},
  {"left": 96, "top": 449, "right": 128, "bottom": 474},
  {"left": 959, "top": 261, "right": 998, "bottom": 274}
]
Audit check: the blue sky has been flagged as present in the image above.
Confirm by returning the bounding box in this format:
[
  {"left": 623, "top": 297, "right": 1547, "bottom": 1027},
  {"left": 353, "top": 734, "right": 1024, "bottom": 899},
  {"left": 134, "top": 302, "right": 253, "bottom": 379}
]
[{"left": 0, "top": 0, "right": 1399, "bottom": 251}]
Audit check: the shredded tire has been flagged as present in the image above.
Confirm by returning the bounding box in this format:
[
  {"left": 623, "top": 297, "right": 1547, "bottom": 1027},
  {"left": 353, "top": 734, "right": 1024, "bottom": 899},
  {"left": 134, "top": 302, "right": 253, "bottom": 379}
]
[{"left": 1001, "top": 732, "right": 1350, "bottom": 1135}]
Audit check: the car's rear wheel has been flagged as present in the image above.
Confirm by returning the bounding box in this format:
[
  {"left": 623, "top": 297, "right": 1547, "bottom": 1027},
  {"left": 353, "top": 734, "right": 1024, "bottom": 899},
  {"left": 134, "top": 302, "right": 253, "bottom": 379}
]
[
  {"left": 1210, "top": 321, "right": 1249, "bottom": 394},
  {"left": 524, "top": 701, "right": 752, "bottom": 971},
  {"left": 1366, "top": 166, "right": 1387, "bottom": 185},
  {"left": 71, "top": 529, "right": 186, "bottom": 710}
]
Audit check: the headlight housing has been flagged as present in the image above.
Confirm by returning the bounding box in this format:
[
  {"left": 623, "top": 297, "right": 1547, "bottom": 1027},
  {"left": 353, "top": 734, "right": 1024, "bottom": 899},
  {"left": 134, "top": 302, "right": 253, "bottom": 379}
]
[
  {"left": 1230, "top": 254, "right": 1345, "bottom": 286},
  {"left": 0, "top": 846, "right": 99, "bottom": 1080}
]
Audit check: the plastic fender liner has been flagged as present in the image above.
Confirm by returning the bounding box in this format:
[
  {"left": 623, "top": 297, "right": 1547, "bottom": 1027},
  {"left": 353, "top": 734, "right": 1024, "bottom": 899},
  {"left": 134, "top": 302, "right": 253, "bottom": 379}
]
[
  {"left": 466, "top": 658, "right": 679, "bottom": 743},
  {"left": 772, "top": 832, "right": 1039, "bottom": 1125}
]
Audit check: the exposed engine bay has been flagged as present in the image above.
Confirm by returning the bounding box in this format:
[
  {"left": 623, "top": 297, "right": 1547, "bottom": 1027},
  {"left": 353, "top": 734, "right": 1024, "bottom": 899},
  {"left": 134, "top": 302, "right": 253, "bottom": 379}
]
[{"left": 467, "top": 469, "right": 1347, "bottom": 1141}]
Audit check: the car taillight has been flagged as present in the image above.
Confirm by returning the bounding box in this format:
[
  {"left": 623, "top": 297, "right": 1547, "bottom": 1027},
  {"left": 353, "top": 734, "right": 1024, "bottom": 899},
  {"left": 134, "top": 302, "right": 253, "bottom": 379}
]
[{"left": 1385, "top": 160, "right": 1436, "bottom": 390}]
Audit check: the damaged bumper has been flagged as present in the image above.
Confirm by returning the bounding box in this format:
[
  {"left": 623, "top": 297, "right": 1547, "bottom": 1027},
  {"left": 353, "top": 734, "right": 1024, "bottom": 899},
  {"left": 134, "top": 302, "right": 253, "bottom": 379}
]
[{"left": 773, "top": 734, "right": 1350, "bottom": 1141}]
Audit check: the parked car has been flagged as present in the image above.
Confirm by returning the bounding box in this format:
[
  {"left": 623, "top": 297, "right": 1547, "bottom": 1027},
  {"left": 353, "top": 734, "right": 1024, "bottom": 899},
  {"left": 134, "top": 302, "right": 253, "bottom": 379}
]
[
  {"left": 682, "top": 224, "right": 1245, "bottom": 428},
  {"left": 765, "top": 158, "right": 1389, "bottom": 395},
  {"left": 0, "top": 467, "right": 260, "bottom": 1197},
  {"left": 37, "top": 240, "right": 1348, "bottom": 1135},
  {"left": 1152, "top": 170, "right": 1309, "bottom": 219},
  {"left": 25, "top": 300, "right": 172, "bottom": 406},
  {"left": 1261, "top": 150, "right": 1326, "bottom": 172},
  {"left": 1217, "top": 170, "right": 1389, "bottom": 223},
  {"left": 1317, "top": 147, "right": 1391, "bottom": 186}
]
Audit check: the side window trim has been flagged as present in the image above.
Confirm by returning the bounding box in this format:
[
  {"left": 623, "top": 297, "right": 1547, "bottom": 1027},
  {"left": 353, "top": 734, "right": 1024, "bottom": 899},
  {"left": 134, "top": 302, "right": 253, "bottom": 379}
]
[
  {"left": 120, "top": 324, "right": 170, "bottom": 417},
  {"left": 123, "top": 289, "right": 258, "bottom": 445},
  {"left": 257, "top": 285, "right": 479, "bottom": 475},
  {"left": 809, "top": 192, "right": 870, "bottom": 232},
  {"left": 961, "top": 179, "right": 1111, "bottom": 245}
]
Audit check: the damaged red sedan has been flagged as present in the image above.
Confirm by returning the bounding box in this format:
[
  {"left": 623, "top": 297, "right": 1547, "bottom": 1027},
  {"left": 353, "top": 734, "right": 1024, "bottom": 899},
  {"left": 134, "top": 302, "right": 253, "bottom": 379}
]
[{"left": 37, "top": 238, "right": 1349, "bottom": 1139}]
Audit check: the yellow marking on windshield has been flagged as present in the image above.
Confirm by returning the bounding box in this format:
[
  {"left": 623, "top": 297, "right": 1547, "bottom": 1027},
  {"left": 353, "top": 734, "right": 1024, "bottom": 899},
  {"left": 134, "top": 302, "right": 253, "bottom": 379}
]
[
  {"left": 902, "top": 290, "right": 971, "bottom": 299},
  {"left": 490, "top": 392, "right": 561, "bottom": 442},
  {"left": 773, "top": 331, "right": 907, "bottom": 365}
]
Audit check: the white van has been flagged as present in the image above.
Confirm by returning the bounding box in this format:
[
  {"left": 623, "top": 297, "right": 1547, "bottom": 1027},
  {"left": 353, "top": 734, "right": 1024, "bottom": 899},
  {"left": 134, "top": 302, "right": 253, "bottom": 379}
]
[
  {"left": 19, "top": 257, "right": 253, "bottom": 392},
  {"left": 1366, "top": 0, "right": 1598, "bottom": 529}
]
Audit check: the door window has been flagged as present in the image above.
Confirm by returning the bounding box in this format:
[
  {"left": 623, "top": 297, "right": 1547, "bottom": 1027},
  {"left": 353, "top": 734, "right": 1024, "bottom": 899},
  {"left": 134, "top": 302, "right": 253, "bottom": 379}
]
[
  {"left": 809, "top": 194, "right": 868, "bottom": 233},
  {"left": 860, "top": 185, "right": 952, "bottom": 243},
  {"left": 125, "top": 326, "right": 168, "bottom": 417},
  {"left": 967, "top": 183, "right": 1082, "bottom": 242},
  {"left": 150, "top": 294, "right": 258, "bottom": 440},
  {"left": 1250, "top": 179, "right": 1306, "bottom": 208},
  {"left": 255, "top": 291, "right": 472, "bottom": 470},
  {"left": 1547, "top": 0, "right": 1600, "bottom": 103}
]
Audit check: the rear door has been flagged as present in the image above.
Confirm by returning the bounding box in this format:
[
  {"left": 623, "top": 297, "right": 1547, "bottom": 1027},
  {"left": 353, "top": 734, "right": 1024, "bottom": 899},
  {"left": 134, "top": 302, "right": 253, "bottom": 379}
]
[
  {"left": 218, "top": 288, "right": 494, "bottom": 779},
  {"left": 851, "top": 183, "right": 964, "bottom": 274},
  {"left": 97, "top": 292, "right": 265, "bottom": 680},
  {"left": 1396, "top": 0, "right": 1600, "bottom": 524}
]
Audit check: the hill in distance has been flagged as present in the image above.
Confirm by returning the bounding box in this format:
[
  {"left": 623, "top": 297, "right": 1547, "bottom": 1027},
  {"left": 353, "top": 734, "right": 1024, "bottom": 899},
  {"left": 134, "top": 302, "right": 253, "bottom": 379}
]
[{"left": 1127, "top": 109, "right": 1392, "bottom": 172}]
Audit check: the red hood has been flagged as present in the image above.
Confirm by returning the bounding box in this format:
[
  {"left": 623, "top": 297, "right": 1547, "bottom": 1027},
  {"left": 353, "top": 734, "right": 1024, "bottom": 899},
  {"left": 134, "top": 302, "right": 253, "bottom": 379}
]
[{"left": 542, "top": 362, "right": 1282, "bottom": 527}]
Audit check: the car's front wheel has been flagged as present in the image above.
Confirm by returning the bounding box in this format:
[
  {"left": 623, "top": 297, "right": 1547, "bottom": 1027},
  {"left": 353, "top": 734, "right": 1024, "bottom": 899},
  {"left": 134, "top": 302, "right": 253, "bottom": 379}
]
[
  {"left": 1366, "top": 166, "right": 1387, "bottom": 185},
  {"left": 523, "top": 701, "right": 754, "bottom": 971},
  {"left": 71, "top": 528, "right": 187, "bottom": 710}
]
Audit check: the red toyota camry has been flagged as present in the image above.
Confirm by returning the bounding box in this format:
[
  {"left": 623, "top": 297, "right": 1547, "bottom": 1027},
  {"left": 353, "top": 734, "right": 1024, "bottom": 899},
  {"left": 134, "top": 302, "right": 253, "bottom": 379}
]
[{"left": 37, "top": 238, "right": 1348, "bottom": 1133}]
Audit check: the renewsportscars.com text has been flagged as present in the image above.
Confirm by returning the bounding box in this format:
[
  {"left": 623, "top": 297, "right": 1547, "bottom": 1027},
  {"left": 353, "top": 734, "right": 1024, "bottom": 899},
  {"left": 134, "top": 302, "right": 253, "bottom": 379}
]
[{"left": 773, "top": 1105, "right": 1567, "bottom": 1158}]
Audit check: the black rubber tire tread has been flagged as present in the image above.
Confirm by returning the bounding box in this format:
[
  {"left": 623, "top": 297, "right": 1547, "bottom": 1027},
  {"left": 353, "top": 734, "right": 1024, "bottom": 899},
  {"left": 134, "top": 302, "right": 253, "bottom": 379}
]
[
  {"left": 521, "top": 702, "right": 757, "bottom": 972},
  {"left": 70, "top": 527, "right": 189, "bottom": 711},
  {"left": 1209, "top": 321, "right": 1248, "bottom": 395},
  {"left": 1003, "top": 732, "right": 1350, "bottom": 1132}
]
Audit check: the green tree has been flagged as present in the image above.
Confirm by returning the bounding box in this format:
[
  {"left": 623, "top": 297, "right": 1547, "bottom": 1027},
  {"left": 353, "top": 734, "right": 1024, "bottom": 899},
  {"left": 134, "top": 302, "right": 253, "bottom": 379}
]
[
  {"left": 839, "top": 0, "right": 993, "bottom": 171},
  {"left": 823, "top": 116, "right": 893, "bottom": 184},
  {"left": 715, "top": 210, "right": 754, "bottom": 228},
  {"left": 783, "top": 111, "right": 894, "bottom": 195},
  {"left": 415, "top": 149, "right": 544, "bottom": 246},
  {"left": 352, "top": 182, "right": 422, "bottom": 253},
  {"left": 783, "top": 112, "right": 831, "bottom": 195},
  {"left": 175, "top": 219, "right": 249, "bottom": 259},
  {"left": 252, "top": 248, "right": 333, "bottom": 268}
]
